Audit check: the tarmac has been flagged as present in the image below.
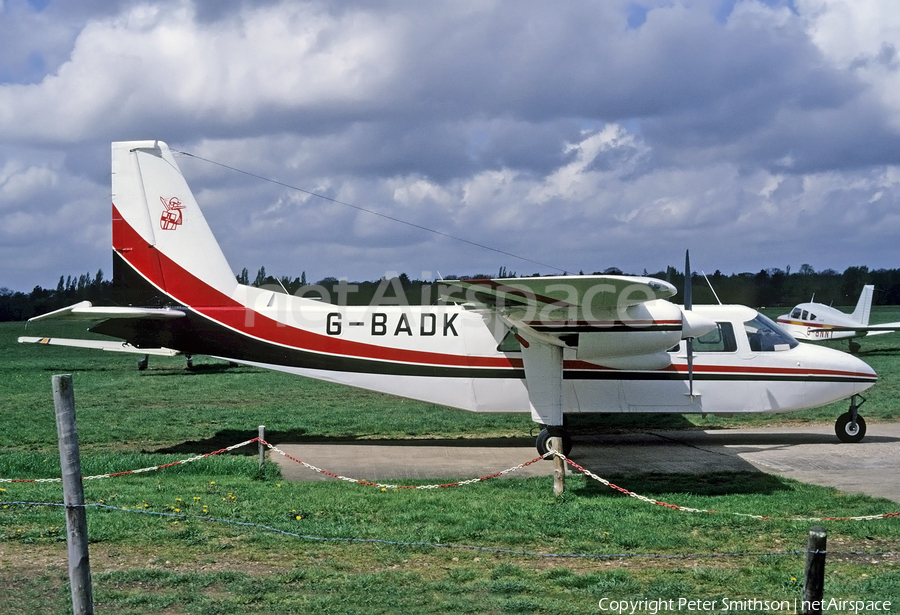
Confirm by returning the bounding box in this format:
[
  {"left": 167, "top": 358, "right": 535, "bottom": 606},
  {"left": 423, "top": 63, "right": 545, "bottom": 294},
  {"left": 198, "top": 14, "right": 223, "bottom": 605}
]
[{"left": 271, "top": 423, "right": 900, "bottom": 504}]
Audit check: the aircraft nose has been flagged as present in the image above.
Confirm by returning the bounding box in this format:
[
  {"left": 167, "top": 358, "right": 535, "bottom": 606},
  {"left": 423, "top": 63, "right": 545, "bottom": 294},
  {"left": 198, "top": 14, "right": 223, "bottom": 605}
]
[{"left": 826, "top": 345, "right": 877, "bottom": 392}]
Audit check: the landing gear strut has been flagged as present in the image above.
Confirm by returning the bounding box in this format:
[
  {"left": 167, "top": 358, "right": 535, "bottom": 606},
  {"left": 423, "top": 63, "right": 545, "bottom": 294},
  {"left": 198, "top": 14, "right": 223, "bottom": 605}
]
[
  {"left": 835, "top": 394, "right": 867, "bottom": 443},
  {"left": 535, "top": 426, "right": 573, "bottom": 458}
]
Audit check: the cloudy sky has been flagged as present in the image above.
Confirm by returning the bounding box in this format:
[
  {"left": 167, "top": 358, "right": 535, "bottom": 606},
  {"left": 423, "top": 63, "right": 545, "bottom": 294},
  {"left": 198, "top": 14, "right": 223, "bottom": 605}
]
[{"left": 2, "top": 0, "right": 900, "bottom": 292}]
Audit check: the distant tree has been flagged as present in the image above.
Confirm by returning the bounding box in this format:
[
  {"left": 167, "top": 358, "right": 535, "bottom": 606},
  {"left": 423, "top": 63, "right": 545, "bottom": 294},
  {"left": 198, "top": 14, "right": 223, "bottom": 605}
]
[
  {"left": 237, "top": 267, "right": 250, "bottom": 285},
  {"left": 841, "top": 266, "right": 869, "bottom": 302},
  {"left": 253, "top": 266, "right": 267, "bottom": 287}
]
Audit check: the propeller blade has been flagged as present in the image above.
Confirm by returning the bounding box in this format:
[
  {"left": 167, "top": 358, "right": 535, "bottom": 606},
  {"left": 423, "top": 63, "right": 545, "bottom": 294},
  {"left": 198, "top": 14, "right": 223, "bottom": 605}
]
[{"left": 684, "top": 249, "right": 692, "bottom": 311}]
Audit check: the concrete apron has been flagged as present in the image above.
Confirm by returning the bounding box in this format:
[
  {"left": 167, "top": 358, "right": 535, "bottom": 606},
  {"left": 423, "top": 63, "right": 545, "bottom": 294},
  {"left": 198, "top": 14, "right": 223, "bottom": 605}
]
[{"left": 271, "top": 423, "right": 900, "bottom": 504}]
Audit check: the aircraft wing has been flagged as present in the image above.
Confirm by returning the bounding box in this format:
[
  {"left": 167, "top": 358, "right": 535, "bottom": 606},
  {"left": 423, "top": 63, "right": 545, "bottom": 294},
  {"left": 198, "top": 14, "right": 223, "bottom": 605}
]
[
  {"left": 814, "top": 323, "right": 900, "bottom": 335},
  {"left": 26, "top": 300, "right": 186, "bottom": 323},
  {"left": 18, "top": 336, "right": 180, "bottom": 356}
]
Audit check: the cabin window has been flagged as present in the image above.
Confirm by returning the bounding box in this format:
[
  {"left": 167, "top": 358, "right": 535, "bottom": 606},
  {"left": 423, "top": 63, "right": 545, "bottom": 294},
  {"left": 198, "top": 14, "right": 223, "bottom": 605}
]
[
  {"left": 744, "top": 314, "right": 798, "bottom": 351},
  {"left": 801, "top": 310, "right": 809, "bottom": 320},
  {"left": 693, "top": 322, "right": 738, "bottom": 353},
  {"left": 809, "top": 313, "right": 817, "bottom": 321},
  {"left": 791, "top": 307, "right": 802, "bottom": 318}
]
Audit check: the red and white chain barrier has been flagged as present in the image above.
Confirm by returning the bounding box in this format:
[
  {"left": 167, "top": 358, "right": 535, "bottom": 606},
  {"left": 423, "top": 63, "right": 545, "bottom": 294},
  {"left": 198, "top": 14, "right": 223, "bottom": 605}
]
[
  {"left": 552, "top": 451, "right": 900, "bottom": 522},
  {"left": 0, "top": 438, "right": 259, "bottom": 483},
  {"left": 3, "top": 437, "right": 899, "bottom": 521}
]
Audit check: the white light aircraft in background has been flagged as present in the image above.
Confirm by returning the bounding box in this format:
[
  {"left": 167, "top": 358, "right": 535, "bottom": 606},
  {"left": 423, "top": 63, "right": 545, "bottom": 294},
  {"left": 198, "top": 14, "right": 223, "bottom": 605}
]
[
  {"left": 20, "top": 141, "right": 879, "bottom": 450},
  {"left": 777, "top": 285, "right": 900, "bottom": 353}
]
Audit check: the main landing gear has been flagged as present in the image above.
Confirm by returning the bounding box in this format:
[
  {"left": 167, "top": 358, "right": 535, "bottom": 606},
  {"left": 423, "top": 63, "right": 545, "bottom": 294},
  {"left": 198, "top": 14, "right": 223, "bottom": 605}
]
[
  {"left": 835, "top": 394, "right": 867, "bottom": 443},
  {"left": 535, "top": 425, "right": 573, "bottom": 458}
]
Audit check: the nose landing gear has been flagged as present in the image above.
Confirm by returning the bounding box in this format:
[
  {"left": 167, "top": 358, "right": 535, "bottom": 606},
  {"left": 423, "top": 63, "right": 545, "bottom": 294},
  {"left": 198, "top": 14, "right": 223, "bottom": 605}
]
[{"left": 835, "top": 394, "right": 867, "bottom": 443}]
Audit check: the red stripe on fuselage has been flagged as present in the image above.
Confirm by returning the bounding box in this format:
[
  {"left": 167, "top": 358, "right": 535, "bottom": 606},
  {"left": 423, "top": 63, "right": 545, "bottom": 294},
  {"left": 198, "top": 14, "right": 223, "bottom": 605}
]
[{"left": 112, "top": 204, "right": 516, "bottom": 370}]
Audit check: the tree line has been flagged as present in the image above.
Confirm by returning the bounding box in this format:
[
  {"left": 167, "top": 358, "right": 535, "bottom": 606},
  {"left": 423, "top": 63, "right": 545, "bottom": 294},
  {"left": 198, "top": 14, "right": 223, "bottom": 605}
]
[{"left": 2, "top": 264, "right": 899, "bottom": 322}]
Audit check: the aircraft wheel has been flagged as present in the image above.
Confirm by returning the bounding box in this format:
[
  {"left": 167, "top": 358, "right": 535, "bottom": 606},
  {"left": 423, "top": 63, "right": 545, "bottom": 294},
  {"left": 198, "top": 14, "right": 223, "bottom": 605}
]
[
  {"left": 137, "top": 356, "right": 148, "bottom": 371},
  {"left": 535, "top": 428, "right": 573, "bottom": 458},
  {"left": 849, "top": 341, "right": 861, "bottom": 354},
  {"left": 835, "top": 412, "right": 866, "bottom": 443}
]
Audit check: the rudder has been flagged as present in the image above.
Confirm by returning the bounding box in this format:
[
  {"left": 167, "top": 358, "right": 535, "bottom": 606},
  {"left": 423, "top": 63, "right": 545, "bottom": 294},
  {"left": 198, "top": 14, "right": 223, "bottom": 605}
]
[
  {"left": 111, "top": 140, "right": 238, "bottom": 307},
  {"left": 850, "top": 284, "right": 874, "bottom": 326}
]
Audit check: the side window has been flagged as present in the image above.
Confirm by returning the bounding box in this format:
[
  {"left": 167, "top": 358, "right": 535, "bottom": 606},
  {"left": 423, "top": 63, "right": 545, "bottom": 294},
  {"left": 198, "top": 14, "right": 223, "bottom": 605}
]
[
  {"left": 809, "top": 312, "right": 817, "bottom": 321},
  {"left": 693, "top": 322, "right": 737, "bottom": 353},
  {"left": 801, "top": 310, "right": 809, "bottom": 320}
]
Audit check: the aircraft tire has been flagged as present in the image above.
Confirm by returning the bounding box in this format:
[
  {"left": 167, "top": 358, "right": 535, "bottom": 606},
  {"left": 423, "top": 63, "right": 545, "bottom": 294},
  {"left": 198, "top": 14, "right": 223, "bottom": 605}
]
[
  {"left": 535, "top": 428, "right": 573, "bottom": 459},
  {"left": 835, "top": 412, "right": 866, "bottom": 443}
]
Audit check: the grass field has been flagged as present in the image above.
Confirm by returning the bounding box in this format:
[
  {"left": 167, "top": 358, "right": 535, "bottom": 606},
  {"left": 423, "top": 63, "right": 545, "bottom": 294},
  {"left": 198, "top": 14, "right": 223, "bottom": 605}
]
[{"left": 2, "top": 311, "right": 900, "bottom": 614}]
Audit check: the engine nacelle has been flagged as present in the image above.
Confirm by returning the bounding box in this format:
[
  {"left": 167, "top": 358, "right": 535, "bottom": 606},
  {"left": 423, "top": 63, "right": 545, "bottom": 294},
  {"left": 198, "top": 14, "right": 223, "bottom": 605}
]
[{"left": 572, "top": 299, "right": 684, "bottom": 360}]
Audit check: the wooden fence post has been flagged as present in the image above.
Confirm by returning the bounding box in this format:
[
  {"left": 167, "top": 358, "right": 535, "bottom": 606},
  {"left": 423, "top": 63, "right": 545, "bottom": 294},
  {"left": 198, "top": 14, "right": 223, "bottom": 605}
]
[
  {"left": 550, "top": 436, "right": 566, "bottom": 496},
  {"left": 52, "top": 374, "right": 94, "bottom": 615},
  {"left": 801, "top": 526, "right": 827, "bottom": 615},
  {"left": 258, "top": 425, "right": 266, "bottom": 471}
]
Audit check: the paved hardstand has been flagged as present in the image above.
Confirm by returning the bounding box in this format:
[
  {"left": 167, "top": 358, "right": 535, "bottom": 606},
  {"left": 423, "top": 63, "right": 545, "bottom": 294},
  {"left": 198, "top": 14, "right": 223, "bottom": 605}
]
[{"left": 271, "top": 423, "right": 900, "bottom": 503}]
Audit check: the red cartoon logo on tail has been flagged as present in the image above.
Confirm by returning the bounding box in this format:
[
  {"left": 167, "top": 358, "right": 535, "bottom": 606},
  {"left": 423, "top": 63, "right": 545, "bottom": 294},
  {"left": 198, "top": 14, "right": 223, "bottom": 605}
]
[{"left": 159, "top": 197, "right": 185, "bottom": 230}]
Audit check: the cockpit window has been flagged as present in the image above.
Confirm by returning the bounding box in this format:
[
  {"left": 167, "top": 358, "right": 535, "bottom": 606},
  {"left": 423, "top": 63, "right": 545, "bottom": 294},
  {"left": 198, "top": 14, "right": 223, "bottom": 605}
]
[
  {"left": 694, "top": 322, "right": 737, "bottom": 352},
  {"left": 744, "top": 313, "right": 798, "bottom": 351},
  {"left": 790, "top": 307, "right": 801, "bottom": 318}
]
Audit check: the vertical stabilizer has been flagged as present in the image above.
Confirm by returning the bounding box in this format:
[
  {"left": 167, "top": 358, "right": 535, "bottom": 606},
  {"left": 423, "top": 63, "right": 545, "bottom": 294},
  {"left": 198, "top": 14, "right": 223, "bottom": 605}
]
[
  {"left": 850, "top": 285, "right": 874, "bottom": 326},
  {"left": 111, "top": 141, "right": 238, "bottom": 306}
]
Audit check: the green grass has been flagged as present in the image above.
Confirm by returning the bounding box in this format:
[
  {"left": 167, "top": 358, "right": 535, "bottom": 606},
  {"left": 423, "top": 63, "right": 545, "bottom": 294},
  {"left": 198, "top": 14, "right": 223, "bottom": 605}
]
[{"left": 2, "top": 317, "right": 900, "bottom": 614}]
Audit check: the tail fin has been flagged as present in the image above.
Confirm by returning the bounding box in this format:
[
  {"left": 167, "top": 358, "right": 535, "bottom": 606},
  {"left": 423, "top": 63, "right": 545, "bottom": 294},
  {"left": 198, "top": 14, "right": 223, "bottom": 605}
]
[
  {"left": 111, "top": 140, "right": 237, "bottom": 306},
  {"left": 850, "top": 284, "right": 874, "bottom": 326}
]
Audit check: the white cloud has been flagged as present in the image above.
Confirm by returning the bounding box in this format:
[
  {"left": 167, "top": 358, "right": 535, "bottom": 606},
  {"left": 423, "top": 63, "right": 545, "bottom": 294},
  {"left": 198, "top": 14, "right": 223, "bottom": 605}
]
[{"left": 2, "top": 0, "right": 900, "bottom": 291}]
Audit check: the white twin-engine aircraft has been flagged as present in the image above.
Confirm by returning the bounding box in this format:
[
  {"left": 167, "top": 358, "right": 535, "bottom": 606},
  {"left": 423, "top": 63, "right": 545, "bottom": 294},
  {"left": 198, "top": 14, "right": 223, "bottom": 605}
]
[
  {"left": 20, "top": 140, "right": 878, "bottom": 452},
  {"left": 777, "top": 285, "right": 900, "bottom": 353}
]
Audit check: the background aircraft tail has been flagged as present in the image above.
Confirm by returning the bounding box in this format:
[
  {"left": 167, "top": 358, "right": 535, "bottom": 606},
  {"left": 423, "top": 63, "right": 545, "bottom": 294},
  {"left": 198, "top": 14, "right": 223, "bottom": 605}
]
[
  {"left": 850, "top": 284, "right": 874, "bottom": 326},
  {"left": 111, "top": 140, "right": 238, "bottom": 306}
]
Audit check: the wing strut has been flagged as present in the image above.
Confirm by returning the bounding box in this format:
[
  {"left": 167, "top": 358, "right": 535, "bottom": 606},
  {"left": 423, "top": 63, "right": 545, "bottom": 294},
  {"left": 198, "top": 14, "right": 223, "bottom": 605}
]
[{"left": 518, "top": 331, "right": 564, "bottom": 428}]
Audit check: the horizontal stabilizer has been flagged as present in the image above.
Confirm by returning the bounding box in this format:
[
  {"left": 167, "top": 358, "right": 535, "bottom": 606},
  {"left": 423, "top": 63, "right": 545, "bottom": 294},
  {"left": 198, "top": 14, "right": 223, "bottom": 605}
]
[
  {"left": 26, "top": 301, "right": 186, "bottom": 323},
  {"left": 18, "top": 336, "right": 180, "bottom": 356}
]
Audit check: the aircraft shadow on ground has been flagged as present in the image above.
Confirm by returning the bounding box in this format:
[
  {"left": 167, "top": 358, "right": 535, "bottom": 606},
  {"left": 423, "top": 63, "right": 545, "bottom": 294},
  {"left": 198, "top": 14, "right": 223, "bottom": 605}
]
[
  {"left": 152, "top": 430, "right": 537, "bottom": 455},
  {"left": 857, "top": 345, "right": 900, "bottom": 357},
  {"left": 140, "top": 364, "right": 254, "bottom": 376},
  {"left": 573, "top": 470, "right": 793, "bottom": 498}
]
